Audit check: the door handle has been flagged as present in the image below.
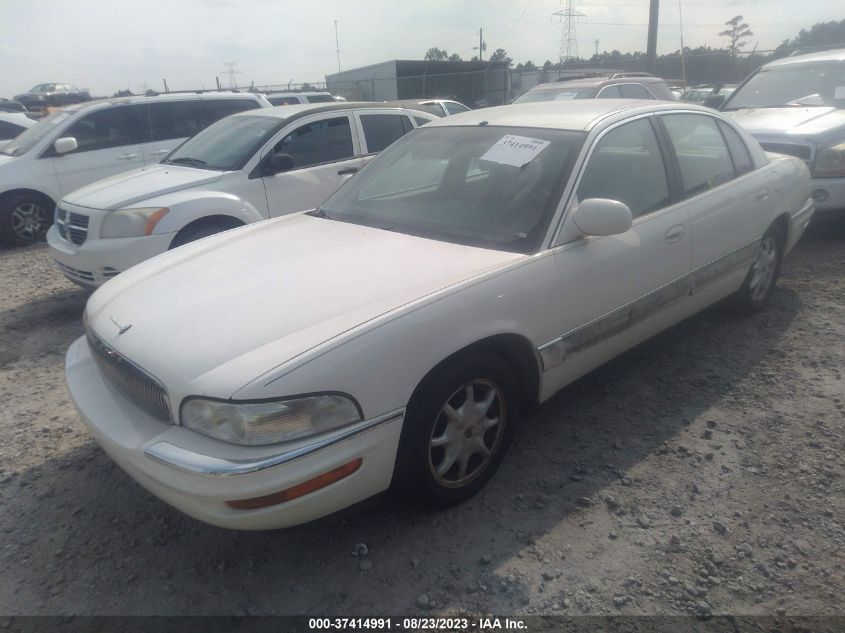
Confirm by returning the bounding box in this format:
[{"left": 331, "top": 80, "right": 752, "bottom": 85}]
[
  {"left": 117, "top": 153, "right": 139, "bottom": 160},
  {"left": 337, "top": 167, "right": 359, "bottom": 176},
  {"left": 150, "top": 149, "right": 170, "bottom": 156},
  {"left": 665, "top": 225, "right": 685, "bottom": 243},
  {"left": 756, "top": 188, "right": 769, "bottom": 201}
]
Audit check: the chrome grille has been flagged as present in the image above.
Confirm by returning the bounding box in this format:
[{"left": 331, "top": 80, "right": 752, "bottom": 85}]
[
  {"left": 87, "top": 329, "right": 172, "bottom": 422},
  {"left": 55, "top": 206, "right": 89, "bottom": 246}
]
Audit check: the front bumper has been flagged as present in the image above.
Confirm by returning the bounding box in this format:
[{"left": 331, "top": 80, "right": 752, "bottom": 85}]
[
  {"left": 47, "top": 224, "right": 175, "bottom": 288},
  {"left": 65, "top": 336, "right": 404, "bottom": 529},
  {"left": 810, "top": 177, "right": 845, "bottom": 212}
]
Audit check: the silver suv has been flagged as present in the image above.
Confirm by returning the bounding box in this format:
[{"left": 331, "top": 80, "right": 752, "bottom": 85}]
[{"left": 513, "top": 73, "right": 675, "bottom": 104}]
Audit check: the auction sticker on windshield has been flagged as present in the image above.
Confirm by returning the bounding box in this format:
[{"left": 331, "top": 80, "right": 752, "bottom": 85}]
[{"left": 480, "top": 134, "right": 551, "bottom": 168}]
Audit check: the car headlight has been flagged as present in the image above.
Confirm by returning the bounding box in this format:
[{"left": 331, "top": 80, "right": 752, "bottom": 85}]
[
  {"left": 100, "top": 207, "right": 169, "bottom": 239},
  {"left": 813, "top": 142, "right": 845, "bottom": 178},
  {"left": 180, "top": 394, "right": 362, "bottom": 446}
]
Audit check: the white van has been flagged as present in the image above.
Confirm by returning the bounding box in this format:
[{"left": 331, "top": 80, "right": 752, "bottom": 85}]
[
  {"left": 0, "top": 92, "right": 271, "bottom": 245},
  {"left": 47, "top": 102, "right": 437, "bottom": 287}
]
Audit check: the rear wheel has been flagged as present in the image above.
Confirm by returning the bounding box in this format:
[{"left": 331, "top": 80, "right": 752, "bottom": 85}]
[
  {"left": 395, "top": 351, "right": 518, "bottom": 507},
  {"left": 731, "top": 224, "right": 785, "bottom": 315},
  {"left": 0, "top": 193, "right": 54, "bottom": 246}
]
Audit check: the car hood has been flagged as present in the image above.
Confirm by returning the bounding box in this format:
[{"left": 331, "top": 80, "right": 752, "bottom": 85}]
[
  {"left": 725, "top": 107, "right": 845, "bottom": 139},
  {"left": 64, "top": 163, "right": 225, "bottom": 211},
  {"left": 85, "top": 213, "right": 524, "bottom": 399}
]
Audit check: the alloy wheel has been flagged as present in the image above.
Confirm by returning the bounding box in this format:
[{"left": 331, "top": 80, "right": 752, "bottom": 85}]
[
  {"left": 428, "top": 379, "right": 506, "bottom": 488},
  {"left": 749, "top": 236, "right": 778, "bottom": 302},
  {"left": 9, "top": 202, "right": 49, "bottom": 242}
]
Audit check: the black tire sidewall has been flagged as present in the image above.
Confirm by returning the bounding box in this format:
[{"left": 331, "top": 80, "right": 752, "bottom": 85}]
[
  {"left": 733, "top": 224, "right": 785, "bottom": 315},
  {"left": 395, "top": 350, "right": 519, "bottom": 507},
  {"left": 170, "top": 222, "right": 229, "bottom": 250},
  {"left": 0, "top": 193, "right": 54, "bottom": 246}
]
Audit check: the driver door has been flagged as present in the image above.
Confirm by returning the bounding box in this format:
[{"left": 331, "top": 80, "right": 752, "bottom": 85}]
[{"left": 261, "top": 113, "right": 364, "bottom": 217}]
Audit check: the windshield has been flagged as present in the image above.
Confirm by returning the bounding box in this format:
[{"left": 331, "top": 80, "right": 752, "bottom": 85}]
[
  {"left": 513, "top": 86, "right": 597, "bottom": 103},
  {"left": 163, "top": 115, "right": 284, "bottom": 171},
  {"left": 317, "top": 126, "right": 584, "bottom": 253},
  {"left": 0, "top": 110, "right": 73, "bottom": 157},
  {"left": 724, "top": 61, "right": 845, "bottom": 109}
]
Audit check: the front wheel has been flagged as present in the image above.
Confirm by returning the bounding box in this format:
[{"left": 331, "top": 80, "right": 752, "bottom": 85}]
[
  {"left": 0, "top": 193, "right": 54, "bottom": 246},
  {"left": 730, "top": 224, "right": 785, "bottom": 315},
  {"left": 395, "top": 351, "right": 518, "bottom": 507}
]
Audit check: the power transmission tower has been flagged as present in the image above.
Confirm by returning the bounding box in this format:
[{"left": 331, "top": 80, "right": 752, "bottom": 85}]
[
  {"left": 222, "top": 62, "right": 242, "bottom": 89},
  {"left": 553, "top": 0, "right": 586, "bottom": 64}
]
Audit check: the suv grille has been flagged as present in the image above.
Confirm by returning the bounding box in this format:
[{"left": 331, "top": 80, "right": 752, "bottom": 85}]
[
  {"left": 759, "top": 142, "right": 813, "bottom": 165},
  {"left": 87, "top": 329, "right": 172, "bottom": 423},
  {"left": 55, "top": 207, "right": 89, "bottom": 246}
]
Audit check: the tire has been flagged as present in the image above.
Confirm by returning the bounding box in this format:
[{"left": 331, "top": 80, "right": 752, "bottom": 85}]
[
  {"left": 169, "top": 219, "right": 240, "bottom": 250},
  {"left": 730, "top": 223, "right": 785, "bottom": 315},
  {"left": 395, "top": 350, "right": 519, "bottom": 508},
  {"left": 0, "top": 192, "right": 54, "bottom": 246}
]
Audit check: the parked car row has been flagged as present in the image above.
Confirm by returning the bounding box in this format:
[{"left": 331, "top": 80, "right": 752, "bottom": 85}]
[{"left": 13, "top": 83, "right": 92, "bottom": 111}]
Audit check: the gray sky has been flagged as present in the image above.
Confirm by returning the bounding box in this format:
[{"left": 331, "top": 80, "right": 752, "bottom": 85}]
[{"left": 1, "top": 0, "right": 841, "bottom": 96}]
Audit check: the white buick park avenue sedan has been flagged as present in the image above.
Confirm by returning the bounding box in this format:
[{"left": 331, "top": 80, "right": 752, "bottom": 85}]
[{"left": 66, "top": 100, "right": 813, "bottom": 530}]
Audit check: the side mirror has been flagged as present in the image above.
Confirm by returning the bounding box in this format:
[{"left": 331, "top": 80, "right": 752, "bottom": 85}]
[
  {"left": 704, "top": 94, "right": 725, "bottom": 109},
  {"left": 53, "top": 137, "right": 78, "bottom": 155},
  {"left": 572, "top": 198, "right": 633, "bottom": 237},
  {"left": 262, "top": 153, "right": 294, "bottom": 175}
]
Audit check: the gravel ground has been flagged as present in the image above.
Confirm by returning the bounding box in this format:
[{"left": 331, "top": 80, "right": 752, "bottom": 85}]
[{"left": 0, "top": 215, "right": 843, "bottom": 619}]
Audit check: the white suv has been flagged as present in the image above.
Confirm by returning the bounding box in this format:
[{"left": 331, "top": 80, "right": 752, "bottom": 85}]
[
  {"left": 47, "top": 102, "right": 437, "bottom": 287},
  {"left": 0, "top": 92, "right": 271, "bottom": 246}
]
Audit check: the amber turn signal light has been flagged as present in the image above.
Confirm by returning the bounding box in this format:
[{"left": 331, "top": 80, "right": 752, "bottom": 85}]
[{"left": 225, "top": 458, "right": 363, "bottom": 510}]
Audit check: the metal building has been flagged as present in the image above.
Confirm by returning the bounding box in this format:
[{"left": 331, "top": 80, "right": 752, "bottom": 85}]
[{"left": 326, "top": 60, "right": 510, "bottom": 108}]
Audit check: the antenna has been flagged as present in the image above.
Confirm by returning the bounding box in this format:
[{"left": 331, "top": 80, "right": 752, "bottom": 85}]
[
  {"left": 222, "top": 62, "right": 242, "bottom": 89},
  {"left": 334, "top": 20, "right": 341, "bottom": 72},
  {"left": 553, "top": 1, "right": 586, "bottom": 64}
]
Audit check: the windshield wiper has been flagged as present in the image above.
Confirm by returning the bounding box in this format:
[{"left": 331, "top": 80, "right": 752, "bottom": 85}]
[{"left": 167, "top": 157, "right": 208, "bottom": 168}]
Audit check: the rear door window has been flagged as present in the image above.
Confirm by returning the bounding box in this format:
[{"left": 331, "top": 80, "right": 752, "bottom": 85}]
[
  {"left": 147, "top": 100, "right": 203, "bottom": 141},
  {"left": 276, "top": 116, "right": 354, "bottom": 168},
  {"left": 359, "top": 113, "right": 413, "bottom": 153},
  {"left": 661, "top": 113, "right": 737, "bottom": 197},
  {"left": 200, "top": 98, "right": 261, "bottom": 127},
  {"left": 597, "top": 85, "right": 622, "bottom": 99},
  {"left": 619, "top": 84, "right": 653, "bottom": 99},
  {"left": 444, "top": 102, "right": 470, "bottom": 115},
  {"left": 717, "top": 120, "right": 754, "bottom": 176}
]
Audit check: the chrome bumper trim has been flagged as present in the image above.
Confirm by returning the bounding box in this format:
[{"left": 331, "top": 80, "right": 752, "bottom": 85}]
[{"left": 143, "top": 408, "right": 405, "bottom": 476}]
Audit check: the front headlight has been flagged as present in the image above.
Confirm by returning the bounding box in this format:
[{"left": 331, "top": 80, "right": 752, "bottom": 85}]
[
  {"left": 180, "top": 394, "right": 362, "bottom": 446},
  {"left": 813, "top": 142, "right": 845, "bottom": 178},
  {"left": 100, "top": 207, "right": 169, "bottom": 239}
]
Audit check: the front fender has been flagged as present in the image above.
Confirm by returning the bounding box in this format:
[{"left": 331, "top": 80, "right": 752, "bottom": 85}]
[{"left": 149, "top": 190, "right": 267, "bottom": 234}]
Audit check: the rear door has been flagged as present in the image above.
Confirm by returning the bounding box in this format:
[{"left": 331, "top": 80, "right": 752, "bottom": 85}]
[
  {"left": 49, "top": 105, "right": 146, "bottom": 196},
  {"left": 261, "top": 112, "right": 364, "bottom": 217},
  {"left": 141, "top": 100, "right": 204, "bottom": 163},
  {"left": 657, "top": 112, "right": 767, "bottom": 281}
]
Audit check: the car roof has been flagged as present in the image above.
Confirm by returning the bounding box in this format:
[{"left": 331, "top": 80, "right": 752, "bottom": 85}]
[
  {"left": 266, "top": 91, "right": 333, "bottom": 97},
  {"left": 0, "top": 112, "right": 35, "bottom": 126},
  {"left": 531, "top": 76, "right": 665, "bottom": 91},
  {"left": 232, "top": 101, "right": 423, "bottom": 121},
  {"left": 423, "top": 99, "right": 715, "bottom": 132},
  {"left": 60, "top": 91, "right": 264, "bottom": 113},
  {"left": 764, "top": 47, "right": 845, "bottom": 67}
]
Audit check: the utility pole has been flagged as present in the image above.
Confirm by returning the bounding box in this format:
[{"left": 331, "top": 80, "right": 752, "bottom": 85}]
[
  {"left": 554, "top": 1, "right": 585, "bottom": 64},
  {"left": 646, "top": 0, "right": 659, "bottom": 73},
  {"left": 678, "top": 0, "right": 687, "bottom": 85},
  {"left": 473, "top": 28, "right": 486, "bottom": 61},
  {"left": 594, "top": 39, "right": 600, "bottom": 58},
  {"left": 334, "top": 20, "right": 341, "bottom": 72}
]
